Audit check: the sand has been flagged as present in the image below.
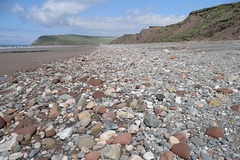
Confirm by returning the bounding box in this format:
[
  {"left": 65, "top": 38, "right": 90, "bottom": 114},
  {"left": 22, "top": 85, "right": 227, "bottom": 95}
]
[{"left": 0, "top": 45, "right": 97, "bottom": 77}]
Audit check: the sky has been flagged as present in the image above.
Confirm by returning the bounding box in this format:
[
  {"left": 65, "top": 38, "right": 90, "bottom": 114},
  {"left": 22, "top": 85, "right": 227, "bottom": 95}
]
[{"left": 0, "top": 0, "right": 239, "bottom": 45}]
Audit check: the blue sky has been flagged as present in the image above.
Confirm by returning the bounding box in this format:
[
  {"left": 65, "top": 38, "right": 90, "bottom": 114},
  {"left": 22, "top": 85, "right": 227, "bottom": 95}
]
[{"left": 0, "top": 0, "right": 238, "bottom": 45}]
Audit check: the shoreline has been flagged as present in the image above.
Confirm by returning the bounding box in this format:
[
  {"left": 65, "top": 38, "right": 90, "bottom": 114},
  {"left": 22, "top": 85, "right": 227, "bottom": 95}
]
[{"left": 0, "top": 45, "right": 97, "bottom": 78}]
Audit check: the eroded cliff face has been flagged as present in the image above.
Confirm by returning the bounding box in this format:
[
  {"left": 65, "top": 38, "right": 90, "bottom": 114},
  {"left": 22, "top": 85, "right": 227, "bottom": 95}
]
[{"left": 111, "top": 2, "right": 240, "bottom": 44}]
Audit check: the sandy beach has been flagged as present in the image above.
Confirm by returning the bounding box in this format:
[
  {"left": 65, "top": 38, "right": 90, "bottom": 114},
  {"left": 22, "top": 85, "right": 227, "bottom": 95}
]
[{"left": 0, "top": 45, "right": 97, "bottom": 77}]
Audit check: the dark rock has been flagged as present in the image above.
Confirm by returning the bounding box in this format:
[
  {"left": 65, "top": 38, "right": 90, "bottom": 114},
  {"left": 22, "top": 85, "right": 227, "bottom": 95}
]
[
  {"left": 144, "top": 114, "right": 161, "bottom": 128},
  {"left": 156, "top": 94, "right": 165, "bottom": 101}
]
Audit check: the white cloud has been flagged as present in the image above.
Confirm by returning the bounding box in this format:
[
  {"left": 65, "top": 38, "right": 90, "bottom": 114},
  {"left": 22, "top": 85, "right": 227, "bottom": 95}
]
[
  {"left": 12, "top": 3, "right": 24, "bottom": 13},
  {"left": 67, "top": 13, "right": 186, "bottom": 36},
  {"left": 14, "top": 0, "right": 186, "bottom": 36},
  {"left": 25, "top": 0, "right": 107, "bottom": 26}
]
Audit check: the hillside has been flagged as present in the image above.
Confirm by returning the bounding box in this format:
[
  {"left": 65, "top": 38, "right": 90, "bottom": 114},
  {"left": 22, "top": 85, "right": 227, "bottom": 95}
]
[
  {"left": 32, "top": 35, "right": 117, "bottom": 45},
  {"left": 111, "top": 2, "right": 240, "bottom": 44}
]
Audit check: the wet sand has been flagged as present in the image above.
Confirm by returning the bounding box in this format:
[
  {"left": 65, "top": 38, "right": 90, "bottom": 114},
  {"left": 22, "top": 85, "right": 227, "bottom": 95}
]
[{"left": 0, "top": 45, "right": 97, "bottom": 77}]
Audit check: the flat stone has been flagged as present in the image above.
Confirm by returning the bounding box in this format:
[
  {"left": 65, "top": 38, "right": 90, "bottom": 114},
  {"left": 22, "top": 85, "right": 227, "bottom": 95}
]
[
  {"left": 77, "top": 97, "right": 87, "bottom": 107},
  {"left": 101, "top": 144, "right": 121, "bottom": 160},
  {"left": 0, "top": 116, "right": 6, "bottom": 129},
  {"left": 144, "top": 113, "right": 161, "bottom": 128},
  {"left": 143, "top": 152, "right": 154, "bottom": 160},
  {"left": 190, "top": 137, "right": 205, "bottom": 146},
  {"left": 78, "top": 111, "right": 91, "bottom": 121},
  {"left": 13, "top": 126, "right": 37, "bottom": 136},
  {"left": 45, "top": 138, "right": 56, "bottom": 148},
  {"left": 86, "top": 101, "right": 96, "bottom": 109},
  {"left": 205, "top": 127, "right": 224, "bottom": 139},
  {"left": 4, "top": 115, "right": 14, "bottom": 122},
  {"left": 49, "top": 105, "right": 61, "bottom": 118},
  {"left": 170, "top": 55, "right": 178, "bottom": 59},
  {"left": 80, "top": 117, "right": 91, "bottom": 127},
  {"left": 8, "top": 152, "right": 24, "bottom": 160},
  {"left": 230, "top": 105, "right": 240, "bottom": 113},
  {"left": 6, "top": 109, "right": 17, "bottom": 115},
  {"left": 169, "top": 136, "right": 180, "bottom": 147},
  {"left": 128, "top": 124, "right": 139, "bottom": 134},
  {"left": 154, "top": 107, "right": 163, "bottom": 115},
  {"left": 171, "top": 143, "right": 190, "bottom": 160},
  {"left": 112, "top": 132, "right": 132, "bottom": 146},
  {"left": 97, "top": 106, "right": 106, "bottom": 114},
  {"left": 176, "top": 91, "right": 187, "bottom": 96},
  {"left": 28, "top": 148, "right": 41, "bottom": 158},
  {"left": 166, "top": 86, "right": 175, "bottom": 93},
  {"left": 78, "top": 135, "right": 96, "bottom": 149},
  {"left": 90, "top": 123, "right": 102, "bottom": 132},
  {"left": 100, "top": 130, "right": 116, "bottom": 141},
  {"left": 93, "top": 91, "right": 106, "bottom": 99},
  {"left": 88, "top": 78, "right": 103, "bottom": 86},
  {"left": 59, "top": 94, "right": 73, "bottom": 100},
  {"left": 216, "top": 88, "right": 233, "bottom": 95},
  {"left": 57, "top": 127, "right": 73, "bottom": 140},
  {"left": 129, "top": 154, "right": 143, "bottom": 160},
  {"left": 201, "top": 152, "right": 213, "bottom": 160},
  {"left": 173, "top": 133, "right": 188, "bottom": 143},
  {"left": 130, "top": 102, "right": 138, "bottom": 109},
  {"left": 85, "top": 151, "right": 101, "bottom": 160},
  {"left": 102, "top": 111, "right": 115, "bottom": 122},
  {"left": 160, "top": 151, "right": 174, "bottom": 160},
  {"left": 93, "top": 141, "right": 106, "bottom": 150},
  {"left": 209, "top": 99, "right": 222, "bottom": 107},
  {"left": 0, "top": 133, "right": 18, "bottom": 152}
]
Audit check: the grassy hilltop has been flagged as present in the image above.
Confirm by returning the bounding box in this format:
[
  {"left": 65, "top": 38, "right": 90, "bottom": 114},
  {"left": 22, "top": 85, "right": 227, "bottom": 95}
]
[
  {"left": 32, "top": 34, "right": 117, "bottom": 45},
  {"left": 111, "top": 2, "right": 240, "bottom": 44}
]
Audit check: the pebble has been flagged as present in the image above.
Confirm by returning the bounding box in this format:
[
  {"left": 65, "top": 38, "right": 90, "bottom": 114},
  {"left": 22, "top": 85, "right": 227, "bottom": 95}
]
[
  {"left": 112, "top": 132, "right": 132, "bottom": 146},
  {"left": 28, "top": 148, "right": 41, "bottom": 158},
  {"left": 160, "top": 151, "right": 174, "bottom": 160},
  {"left": 78, "top": 135, "right": 96, "bottom": 149},
  {"left": 57, "top": 127, "right": 73, "bottom": 140},
  {"left": 128, "top": 124, "right": 139, "bottom": 133},
  {"left": 190, "top": 137, "right": 205, "bottom": 146},
  {"left": 169, "top": 136, "right": 180, "bottom": 147},
  {"left": 144, "top": 114, "right": 161, "bottom": 128},
  {"left": 171, "top": 143, "right": 190, "bottom": 160},
  {"left": 101, "top": 144, "right": 121, "bottom": 160},
  {"left": 44, "top": 138, "right": 56, "bottom": 148},
  {"left": 100, "top": 130, "right": 116, "bottom": 141},
  {"left": 143, "top": 152, "right": 154, "bottom": 160},
  {"left": 85, "top": 151, "right": 101, "bottom": 160},
  {"left": 201, "top": 152, "right": 213, "bottom": 160},
  {"left": 129, "top": 154, "right": 143, "bottom": 160},
  {"left": 78, "top": 111, "right": 91, "bottom": 121},
  {"left": 8, "top": 152, "right": 23, "bottom": 160},
  {"left": 0, "top": 42, "right": 238, "bottom": 160},
  {"left": 205, "top": 127, "right": 224, "bottom": 139}
]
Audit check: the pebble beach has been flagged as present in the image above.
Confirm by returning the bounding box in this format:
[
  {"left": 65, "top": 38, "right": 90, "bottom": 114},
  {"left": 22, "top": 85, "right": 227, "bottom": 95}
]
[{"left": 0, "top": 41, "right": 239, "bottom": 160}]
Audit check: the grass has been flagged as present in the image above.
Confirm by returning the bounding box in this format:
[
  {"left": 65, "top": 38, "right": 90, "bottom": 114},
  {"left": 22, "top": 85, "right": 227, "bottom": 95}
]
[{"left": 32, "top": 34, "right": 117, "bottom": 45}]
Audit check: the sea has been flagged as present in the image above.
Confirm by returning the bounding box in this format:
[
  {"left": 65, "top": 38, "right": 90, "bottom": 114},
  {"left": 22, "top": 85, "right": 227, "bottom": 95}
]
[{"left": 0, "top": 45, "right": 69, "bottom": 53}]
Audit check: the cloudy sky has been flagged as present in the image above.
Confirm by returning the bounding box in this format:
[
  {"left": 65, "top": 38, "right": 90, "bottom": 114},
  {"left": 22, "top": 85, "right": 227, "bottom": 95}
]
[{"left": 0, "top": 0, "right": 238, "bottom": 45}]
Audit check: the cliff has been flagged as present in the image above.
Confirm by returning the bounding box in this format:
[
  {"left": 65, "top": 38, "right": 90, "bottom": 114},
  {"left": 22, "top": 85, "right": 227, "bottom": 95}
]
[{"left": 111, "top": 2, "right": 240, "bottom": 44}]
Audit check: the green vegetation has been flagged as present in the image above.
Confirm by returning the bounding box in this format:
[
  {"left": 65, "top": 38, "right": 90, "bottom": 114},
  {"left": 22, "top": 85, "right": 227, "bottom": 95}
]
[
  {"left": 32, "top": 34, "right": 117, "bottom": 45},
  {"left": 112, "top": 2, "right": 240, "bottom": 44}
]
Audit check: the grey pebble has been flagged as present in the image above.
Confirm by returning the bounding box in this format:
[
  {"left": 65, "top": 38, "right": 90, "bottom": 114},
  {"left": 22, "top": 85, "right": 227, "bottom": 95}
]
[
  {"left": 200, "top": 152, "right": 212, "bottom": 160},
  {"left": 28, "top": 148, "right": 41, "bottom": 158}
]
